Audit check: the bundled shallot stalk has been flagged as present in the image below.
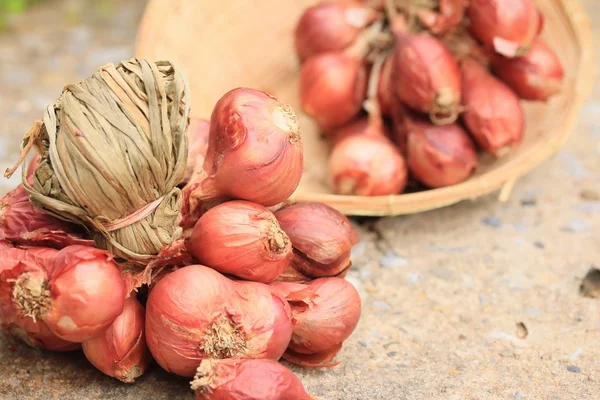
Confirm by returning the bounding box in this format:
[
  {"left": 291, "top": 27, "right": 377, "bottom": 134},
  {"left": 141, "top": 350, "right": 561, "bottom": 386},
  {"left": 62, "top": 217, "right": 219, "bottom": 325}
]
[
  {"left": 191, "top": 358, "right": 317, "bottom": 400},
  {"left": 295, "top": 1, "right": 380, "bottom": 62},
  {"left": 182, "top": 118, "right": 211, "bottom": 185},
  {"left": 491, "top": 39, "right": 564, "bottom": 101},
  {"left": 467, "top": 0, "right": 540, "bottom": 58},
  {"left": 82, "top": 297, "right": 150, "bottom": 383},
  {"left": 189, "top": 88, "right": 303, "bottom": 207},
  {"left": 145, "top": 265, "right": 293, "bottom": 377},
  {"left": 396, "top": 113, "right": 478, "bottom": 188},
  {"left": 274, "top": 202, "right": 359, "bottom": 281},
  {"left": 0, "top": 185, "right": 93, "bottom": 249},
  {"left": 187, "top": 201, "right": 292, "bottom": 283},
  {"left": 270, "top": 277, "right": 361, "bottom": 367},
  {"left": 6, "top": 59, "right": 190, "bottom": 262},
  {"left": 0, "top": 246, "right": 125, "bottom": 343},
  {"left": 461, "top": 58, "right": 525, "bottom": 157}
]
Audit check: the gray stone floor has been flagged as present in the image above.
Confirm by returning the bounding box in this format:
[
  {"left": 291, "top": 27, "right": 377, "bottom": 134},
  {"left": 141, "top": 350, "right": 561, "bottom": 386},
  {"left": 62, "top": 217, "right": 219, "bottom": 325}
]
[{"left": 1, "top": 1, "right": 599, "bottom": 399}]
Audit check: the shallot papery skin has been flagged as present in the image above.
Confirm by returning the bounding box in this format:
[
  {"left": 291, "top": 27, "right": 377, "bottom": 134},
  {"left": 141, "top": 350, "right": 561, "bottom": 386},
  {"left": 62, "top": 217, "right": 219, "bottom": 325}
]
[
  {"left": 391, "top": 33, "right": 462, "bottom": 123},
  {"left": 491, "top": 39, "right": 564, "bottom": 101},
  {"left": 0, "top": 185, "right": 93, "bottom": 249},
  {"left": 187, "top": 201, "right": 292, "bottom": 283},
  {"left": 270, "top": 278, "right": 361, "bottom": 367},
  {"left": 274, "top": 202, "right": 359, "bottom": 280},
  {"left": 82, "top": 297, "right": 150, "bottom": 383},
  {"left": 145, "top": 265, "right": 293, "bottom": 377},
  {"left": 404, "top": 117, "right": 478, "bottom": 188},
  {"left": 329, "top": 119, "right": 408, "bottom": 196},
  {"left": 295, "top": 1, "right": 378, "bottom": 62},
  {"left": 461, "top": 59, "right": 525, "bottom": 157},
  {"left": 0, "top": 246, "right": 126, "bottom": 343},
  {"left": 300, "top": 52, "right": 367, "bottom": 130},
  {"left": 191, "top": 358, "right": 314, "bottom": 400},
  {"left": 467, "top": 0, "right": 540, "bottom": 58},
  {"left": 195, "top": 88, "right": 303, "bottom": 207},
  {"left": 183, "top": 118, "right": 210, "bottom": 185}
]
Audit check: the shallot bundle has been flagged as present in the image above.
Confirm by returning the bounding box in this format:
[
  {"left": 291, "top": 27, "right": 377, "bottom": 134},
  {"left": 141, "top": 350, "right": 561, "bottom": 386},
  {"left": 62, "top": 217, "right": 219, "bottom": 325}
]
[
  {"left": 294, "top": 0, "right": 563, "bottom": 195},
  {"left": 1, "top": 56, "right": 362, "bottom": 397}
]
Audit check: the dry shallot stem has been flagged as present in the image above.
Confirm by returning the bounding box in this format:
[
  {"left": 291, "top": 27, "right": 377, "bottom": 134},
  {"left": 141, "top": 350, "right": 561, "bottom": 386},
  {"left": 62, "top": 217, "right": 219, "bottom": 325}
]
[{"left": 364, "top": 51, "right": 390, "bottom": 124}]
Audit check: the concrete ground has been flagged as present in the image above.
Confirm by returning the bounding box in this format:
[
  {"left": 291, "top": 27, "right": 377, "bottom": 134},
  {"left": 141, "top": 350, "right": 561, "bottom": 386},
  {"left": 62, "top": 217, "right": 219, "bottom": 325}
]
[{"left": 0, "top": 1, "right": 599, "bottom": 399}]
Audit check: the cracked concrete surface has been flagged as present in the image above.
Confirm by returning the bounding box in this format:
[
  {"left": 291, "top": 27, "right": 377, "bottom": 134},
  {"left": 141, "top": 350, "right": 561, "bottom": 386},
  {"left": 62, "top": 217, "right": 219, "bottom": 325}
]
[{"left": 1, "top": 0, "right": 599, "bottom": 399}]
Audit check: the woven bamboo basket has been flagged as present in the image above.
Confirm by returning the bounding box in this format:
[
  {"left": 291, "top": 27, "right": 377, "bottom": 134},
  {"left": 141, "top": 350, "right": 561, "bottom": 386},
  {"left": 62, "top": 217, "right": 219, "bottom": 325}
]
[{"left": 135, "top": 0, "right": 595, "bottom": 216}]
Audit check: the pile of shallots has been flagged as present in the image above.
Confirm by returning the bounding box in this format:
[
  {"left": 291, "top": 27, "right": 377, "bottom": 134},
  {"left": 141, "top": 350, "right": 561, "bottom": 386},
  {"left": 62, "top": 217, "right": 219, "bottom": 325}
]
[
  {"left": 297, "top": 0, "right": 564, "bottom": 195},
  {"left": 1, "top": 87, "right": 362, "bottom": 399}
]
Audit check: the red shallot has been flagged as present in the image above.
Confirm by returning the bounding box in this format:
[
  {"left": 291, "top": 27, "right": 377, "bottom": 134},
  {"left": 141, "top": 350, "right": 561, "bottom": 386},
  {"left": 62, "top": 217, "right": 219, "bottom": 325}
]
[
  {"left": 329, "top": 118, "right": 408, "bottom": 195},
  {"left": 295, "top": 1, "right": 379, "bottom": 62},
  {"left": 274, "top": 202, "right": 359, "bottom": 280},
  {"left": 0, "top": 245, "right": 125, "bottom": 343},
  {"left": 461, "top": 58, "right": 525, "bottom": 157},
  {"left": 271, "top": 277, "right": 361, "bottom": 367},
  {"left": 145, "top": 265, "right": 293, "bottom": 377},
  {"left": 491, "top": 39, "right": 564, "bottom": 101},
  {"left": 403, "top": 116, "right": 478, "bottom": 188},
  {"left": 191, "top": 358, "right": 315, "bottom": 400},
  {"left": 187, "top": 201, "right": 292, "bottom": 283},
  {"left": 82, "top": 296, "right": 150, "bottom": 383},
  {"left": 193, "top": 88, "right": 303, "bottom": 207},
  {"left": 300, "top": 52, "right": 368, "bottom": 130},
  {"left": 391, "top": 31, "right": 462, "bottom": 124},
  {"left": 467, "top": 0, "right": 540, "bottom": 58}
]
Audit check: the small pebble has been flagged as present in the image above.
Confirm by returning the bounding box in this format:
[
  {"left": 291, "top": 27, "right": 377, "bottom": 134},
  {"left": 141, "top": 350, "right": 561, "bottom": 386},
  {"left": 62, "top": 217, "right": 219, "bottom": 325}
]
[
  {"left": 580, "top": 189, "right": 600, "bottom": 201},
  {"left": 516, "top": 322, "right": 528, "bottom": 339},
  {"left": 358, "top": 340, "right": 369, "bottom": 347},
  {"left": 520, "top": 198, "right": 537, "bottom": 207},
  {"left": 387, "top": 351, "right": 398, "bottom": 357},
  {"left": 580, "top": 267, "right": 600, "bottom": 298},
  {"left": 482, "top": 215, "right": 503, "bottom": 228},
  {"left": 534, "top": 241, "right": 545, "bottom": 249},
  {"left": 379, "top": 250, "right": 408, "bottom": 268},
  {"left": 567, "top": 365, "right": 581, "bottom": 373}
]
